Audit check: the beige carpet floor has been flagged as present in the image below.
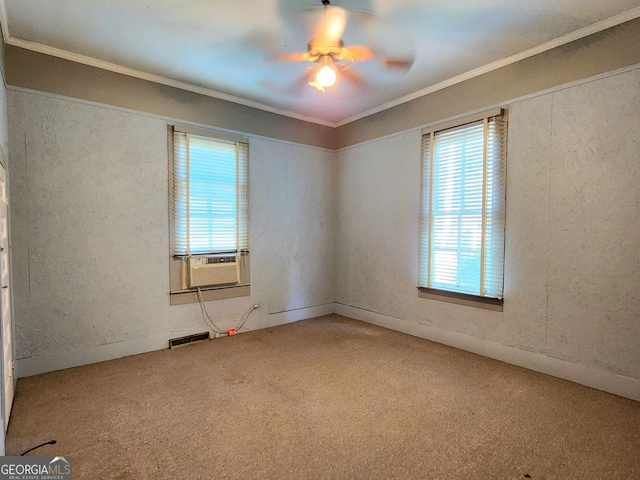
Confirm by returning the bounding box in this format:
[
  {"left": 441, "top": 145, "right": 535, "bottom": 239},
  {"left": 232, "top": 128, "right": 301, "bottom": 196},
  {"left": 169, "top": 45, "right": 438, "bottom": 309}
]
[{"left": 7, "top": 315, "right": 640, "bottom": 479}]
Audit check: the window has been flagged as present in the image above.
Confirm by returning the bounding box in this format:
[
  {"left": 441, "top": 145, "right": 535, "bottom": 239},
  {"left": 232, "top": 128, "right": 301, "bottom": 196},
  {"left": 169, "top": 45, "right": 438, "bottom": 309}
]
[
  {"left": 169, "top": 126, "right": 249, "bottom": 302},
  {"left": 419, "top": 110, "right": 506, "bottom": 306}
]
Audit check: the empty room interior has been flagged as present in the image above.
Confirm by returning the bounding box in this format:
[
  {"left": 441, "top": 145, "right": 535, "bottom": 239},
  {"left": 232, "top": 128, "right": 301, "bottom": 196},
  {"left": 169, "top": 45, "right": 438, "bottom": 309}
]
[{"left": 0, "top": 0, "right": 638, "bottom": 478}]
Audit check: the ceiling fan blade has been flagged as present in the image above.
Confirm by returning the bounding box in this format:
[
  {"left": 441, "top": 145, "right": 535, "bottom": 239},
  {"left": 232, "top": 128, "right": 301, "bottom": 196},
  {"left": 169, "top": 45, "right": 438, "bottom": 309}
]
[
  {"left": 310, "top": 6, "right": 347, "bottom": 48},
  {"left": 347, "top": 7, "right": 416, "bottom": 75},
  {"left": 345, "top": 45, "right": 375, "bottom": 62},
  {"left": 381, "top": 55, "right": 415, "bottom": 72},
  {"left": 287, "top": 67, "right": 317, "bottom": 95},
  {"left": 338, "top": 64, "right": 367, "bottom": 88},
  {"left": 263, "top": 67, "right": 315, "bottom": 96},
  {"left": 351, "top": 8, "right": 378, "bottom": 26},
  {"left": 270, "top": 52, "right": 309, "bottom": 63}
]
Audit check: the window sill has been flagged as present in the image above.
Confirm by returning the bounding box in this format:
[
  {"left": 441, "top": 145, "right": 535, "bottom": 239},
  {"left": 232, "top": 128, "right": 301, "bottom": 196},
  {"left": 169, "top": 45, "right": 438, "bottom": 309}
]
[
  {"left": 417, "top": 287, "right": 503, "bottom": 312},
  {"left": 170, "top": 284, "right": 250, "bottom": 305}
]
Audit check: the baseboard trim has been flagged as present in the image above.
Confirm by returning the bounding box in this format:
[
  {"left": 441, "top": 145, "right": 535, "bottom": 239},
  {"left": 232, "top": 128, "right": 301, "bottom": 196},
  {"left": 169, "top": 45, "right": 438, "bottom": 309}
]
[
  {"left": 16, "top": 303, "right": 334, "bottom": 378},
  {"left": 268, "top": 303, "right": 334, "bottom": 324},
  {"left": 334, "top": 303, "right": 640, "bottom": 402}
]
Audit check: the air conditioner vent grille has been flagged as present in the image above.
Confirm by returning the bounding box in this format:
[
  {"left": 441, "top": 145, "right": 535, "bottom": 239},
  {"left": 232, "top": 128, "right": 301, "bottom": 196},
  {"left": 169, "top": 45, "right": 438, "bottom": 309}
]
[
  {"left": 188, "top": 256, "right": 239, "bottom": 288},
  {"left": 205, "top": 256, "right": 235, "bottom": 264}
]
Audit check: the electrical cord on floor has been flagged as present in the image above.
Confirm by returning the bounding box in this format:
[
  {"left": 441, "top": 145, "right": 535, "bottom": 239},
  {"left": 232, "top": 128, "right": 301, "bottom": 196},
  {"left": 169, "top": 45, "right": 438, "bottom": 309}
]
[
  {"left": 195, "top": 288, "right": 259, "bottom": 335},
  {"left": 236, "top": 304, "right": 258, "bottom": 331},
  {"left": 196, "top": 287, "right": 226, "bottom": 334},
  {"left": 21, "top": 440, "right": 57, "bottom": 456}
]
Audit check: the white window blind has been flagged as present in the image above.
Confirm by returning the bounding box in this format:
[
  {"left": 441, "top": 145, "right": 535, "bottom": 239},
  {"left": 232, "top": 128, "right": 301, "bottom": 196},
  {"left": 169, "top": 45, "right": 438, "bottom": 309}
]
[
  {"left": 171, "top": 130, "right": 249, "bottom": 256},
  {"left": 419, "top": 114, "right": 506, "bottom": 298}
]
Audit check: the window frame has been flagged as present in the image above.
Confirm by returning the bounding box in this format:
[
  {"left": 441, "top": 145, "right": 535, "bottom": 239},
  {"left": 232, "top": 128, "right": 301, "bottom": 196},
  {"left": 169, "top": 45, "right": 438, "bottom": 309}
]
[
  {"left": 417, "top": 108, "right": 506, "bottom": 311},
  {"left": 168, "top": 124, "right": 250, "bottom": 305}
]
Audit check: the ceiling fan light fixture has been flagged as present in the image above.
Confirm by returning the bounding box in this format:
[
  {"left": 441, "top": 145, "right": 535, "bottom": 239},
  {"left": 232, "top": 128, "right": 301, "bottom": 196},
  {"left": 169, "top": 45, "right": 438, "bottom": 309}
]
[
  {"left": 315, "top": 65, "right": 337, "bottom": 88},
  {"left": 271, "top": 0, "right": 413, "bottom": 95}
]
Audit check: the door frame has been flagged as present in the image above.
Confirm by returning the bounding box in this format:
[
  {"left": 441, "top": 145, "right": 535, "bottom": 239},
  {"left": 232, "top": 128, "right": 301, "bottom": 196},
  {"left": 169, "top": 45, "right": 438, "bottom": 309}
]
[{"left": 0, "top": 160, "right": 14, "bottom": 435}]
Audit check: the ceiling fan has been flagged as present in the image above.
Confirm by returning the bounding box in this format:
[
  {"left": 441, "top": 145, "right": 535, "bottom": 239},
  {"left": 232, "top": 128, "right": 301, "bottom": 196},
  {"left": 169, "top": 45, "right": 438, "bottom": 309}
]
[{"left": 270, "top": 0, "right": 415, "bottom": 93}]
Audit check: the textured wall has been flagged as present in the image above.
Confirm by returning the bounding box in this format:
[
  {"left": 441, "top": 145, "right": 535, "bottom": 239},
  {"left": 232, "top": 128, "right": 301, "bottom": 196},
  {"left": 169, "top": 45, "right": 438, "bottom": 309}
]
[
  {"left": 335, "top": 67, "right": 640, "bottom": 380},
  {"left": 8, "top": 90, "right": 335, "bottom": 364},
  {"left": 8, "top": 67, "right": 640, "bottom": 382}
]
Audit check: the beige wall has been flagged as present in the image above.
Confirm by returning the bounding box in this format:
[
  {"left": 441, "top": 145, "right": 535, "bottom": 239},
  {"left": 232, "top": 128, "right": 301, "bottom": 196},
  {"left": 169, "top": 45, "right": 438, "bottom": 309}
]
[
  {"left": 5, "top": 18, "right": 640, "bottom": 152},
  {"left": 334, "top": 17, "right": 640, "bottom": 149},
  {"left": 5, "top": 47, "right": 337, "bottom": 150}
]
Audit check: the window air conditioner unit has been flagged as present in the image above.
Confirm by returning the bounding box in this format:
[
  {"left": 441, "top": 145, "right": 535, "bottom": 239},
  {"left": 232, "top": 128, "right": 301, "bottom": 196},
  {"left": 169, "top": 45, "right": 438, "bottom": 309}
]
[{"left": 188, "top": 255, "right": 239, "bottom": 288}]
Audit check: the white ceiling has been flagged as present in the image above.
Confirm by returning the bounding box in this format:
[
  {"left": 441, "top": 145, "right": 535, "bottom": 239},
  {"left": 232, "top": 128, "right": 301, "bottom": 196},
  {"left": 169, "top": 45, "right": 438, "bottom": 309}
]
[{"left": 3, "top": 0, "right": 640, "bottom": 125}]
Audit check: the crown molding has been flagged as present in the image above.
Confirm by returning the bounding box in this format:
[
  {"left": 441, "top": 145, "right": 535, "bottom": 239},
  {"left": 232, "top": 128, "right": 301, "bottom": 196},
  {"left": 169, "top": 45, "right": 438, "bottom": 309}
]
[
  {"left": 333, "top": 6, "right": 640, "bottom": 127},
  {"left": 335, "top": 62, "right": 640, "bottom": 152},
  {"left": 0, "top": 1, "right": 638, "bottom": 129},
  {"left": 0, "top": 4, "right": 336, "bottom": 129},
  {"left": 3, "top": 36, "right": 337, "bottom": 128}
]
